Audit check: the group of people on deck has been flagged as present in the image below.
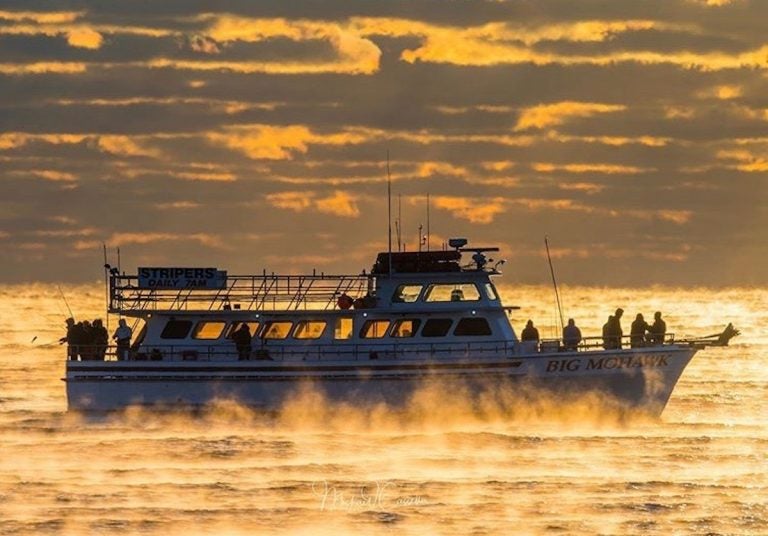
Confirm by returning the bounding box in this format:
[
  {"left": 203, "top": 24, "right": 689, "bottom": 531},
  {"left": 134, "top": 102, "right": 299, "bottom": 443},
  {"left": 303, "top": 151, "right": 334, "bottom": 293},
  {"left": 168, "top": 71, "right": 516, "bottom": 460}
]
[
  {"left": 61, "top": 317, "right": 132, "bottom": 360},
  {"left": 519, "top": 308, "right": 667, "bottom": 351}
]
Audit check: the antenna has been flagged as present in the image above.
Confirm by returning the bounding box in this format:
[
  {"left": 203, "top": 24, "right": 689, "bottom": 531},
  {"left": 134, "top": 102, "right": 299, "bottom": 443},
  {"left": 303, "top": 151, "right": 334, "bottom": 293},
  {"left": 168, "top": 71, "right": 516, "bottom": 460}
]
[
  {"left": 418, "top": 223, "right": 423, "bottom": 252},
  {"left": 387, "top": 151, "right": 392, "bottom": 276},
  {"left": 103, "top": 243, "right": 109, "bottom": 333},
  {"left": 544, "top": 236, "right": 565, "bottom": 333},
  {"left": 426, "top": 193, "right": 430, "bottom": 252},
  {"left": 397, "top": 193, "right": 402, "bottom": 252}
]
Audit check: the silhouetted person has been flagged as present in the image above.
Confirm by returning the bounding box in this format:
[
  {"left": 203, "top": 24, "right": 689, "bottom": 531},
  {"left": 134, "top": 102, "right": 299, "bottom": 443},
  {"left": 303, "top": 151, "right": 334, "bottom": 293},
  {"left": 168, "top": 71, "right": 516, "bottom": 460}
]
[
  {"left": 630, "top": 313, "right": 649, "bottom": 348},
  {"left": 521, "top": 320, "right": 540, "bottom": 342},
  {"left": 80, "top": 320, "right": 96, "bottom": 360},
  {"left": 649, "top": 311, "right": 666, "bottom": 345},
  {"left": 60, "top": 317, "right": 77, "bottom": 360},
  {"left": 337, "top": 292, "right": 353, "bottom": 309},
  {"left": 562, "top": 318, "right": 582, "bottom": 351},
  {"left": 602, "top": 315, "right": 614, "bottom": 350},
  {"left": 113, "top": 319, "right": 132, "bottom": 360},
  {"left": 604, "top": 308, "right": 624, "bottom": 349},
  {"left": 231, "top": 323, "right": 252, "bottom": 360},
  {"left": 92, "top": 318, "right": 108, "bottom": 360}
]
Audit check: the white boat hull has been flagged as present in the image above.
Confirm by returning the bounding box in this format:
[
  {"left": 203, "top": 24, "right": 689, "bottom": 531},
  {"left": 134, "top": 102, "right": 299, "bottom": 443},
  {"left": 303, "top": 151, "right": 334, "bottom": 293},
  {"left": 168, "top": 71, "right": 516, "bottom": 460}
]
[{"left": 65, "top": 345, "right": 697, "bottom": 416}]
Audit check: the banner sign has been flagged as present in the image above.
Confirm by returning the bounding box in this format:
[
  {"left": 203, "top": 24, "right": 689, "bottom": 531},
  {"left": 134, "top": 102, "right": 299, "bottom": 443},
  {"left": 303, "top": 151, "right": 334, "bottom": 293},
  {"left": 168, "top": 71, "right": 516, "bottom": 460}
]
[{"left": 137, "top": 267, "right": 227, "bottom": 290}]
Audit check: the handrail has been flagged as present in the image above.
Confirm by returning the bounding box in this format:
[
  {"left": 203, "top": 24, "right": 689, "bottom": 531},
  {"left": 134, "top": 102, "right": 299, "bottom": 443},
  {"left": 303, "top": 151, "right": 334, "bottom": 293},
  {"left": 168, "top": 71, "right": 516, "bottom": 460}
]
[
  {"left": 65, "top": 333, "right": 681, "bottom": 364},
  {"left": 110, "top": 272, "right": 371, "bottom": 314}
]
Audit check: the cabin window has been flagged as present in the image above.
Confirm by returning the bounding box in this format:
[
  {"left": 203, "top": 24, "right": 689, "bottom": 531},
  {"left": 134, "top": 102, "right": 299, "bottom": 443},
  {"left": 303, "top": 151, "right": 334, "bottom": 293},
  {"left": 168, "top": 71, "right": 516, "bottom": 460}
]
[
  {"left": 226, "top": 322, "right": 260, "bottom": 338},
  {"left": 454, "top": 317, "right": 492, "bottom": 336},
  {"left": 484, "top": 283, "right": 498, "bottom": 301},
  {"left": 294, "top": 320, "right": 327, "bottom": 339},
  {"left": 160, "top": 320, "right": 193, "bottom": 339},
  {"left": 192, "top": 321, "right": 227, "bottom": 340},
  {"left": 262, "top": 321, "right": 293, "bottom": 339},
  {"left": 421, "top": 318, "right": 453, "bottom": 337},
  {"left": 424, "top": 283, "right": 481, "bottom": 302},
  {"left": 390, "top": 319, "right": 421, "bottom": 338},
  {"left": 360, "top": 319, "right": 391, "bottom": 338},
  {"left": 391, "top": 284, "right": 423, "bottom": 303},
  {"left": 334, "top": 317, "right": 353, "bottom": 340}
]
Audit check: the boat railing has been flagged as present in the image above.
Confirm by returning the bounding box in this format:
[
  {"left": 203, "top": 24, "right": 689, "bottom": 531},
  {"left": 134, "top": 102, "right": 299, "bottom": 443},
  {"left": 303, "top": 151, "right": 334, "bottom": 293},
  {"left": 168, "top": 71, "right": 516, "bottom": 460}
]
[
  {"left": 65, "top": 333, "right": 679, "bottom": 364},
  {"left": 109, "top": 272, "right": 372, "bottom": 313}
]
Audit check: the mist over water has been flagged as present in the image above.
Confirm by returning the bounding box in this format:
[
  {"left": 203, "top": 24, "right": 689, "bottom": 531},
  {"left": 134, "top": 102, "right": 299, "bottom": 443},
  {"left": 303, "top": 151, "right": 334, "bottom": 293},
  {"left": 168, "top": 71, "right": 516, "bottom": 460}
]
[{"left": 0, "top": 284, "right": 766, "bottom": 535}]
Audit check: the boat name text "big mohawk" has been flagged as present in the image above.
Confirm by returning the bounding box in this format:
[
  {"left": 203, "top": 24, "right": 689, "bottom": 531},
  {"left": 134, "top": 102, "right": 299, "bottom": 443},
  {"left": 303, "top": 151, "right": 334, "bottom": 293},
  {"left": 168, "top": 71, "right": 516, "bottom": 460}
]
[{"left": 545, "top": 355, "right": 670, "bottom": 373}]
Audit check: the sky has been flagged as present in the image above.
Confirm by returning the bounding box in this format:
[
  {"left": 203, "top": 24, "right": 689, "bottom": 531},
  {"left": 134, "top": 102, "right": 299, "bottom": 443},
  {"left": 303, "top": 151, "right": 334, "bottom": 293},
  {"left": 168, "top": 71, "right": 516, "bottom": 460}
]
[{"left": 0, "top": 0, "right": 766, "bottom": 286}]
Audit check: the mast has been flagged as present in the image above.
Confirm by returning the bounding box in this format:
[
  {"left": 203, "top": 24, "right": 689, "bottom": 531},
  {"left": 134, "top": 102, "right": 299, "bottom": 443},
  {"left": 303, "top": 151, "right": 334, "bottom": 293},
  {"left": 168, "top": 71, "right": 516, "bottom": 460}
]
[
  {"left": 544, "top": 236, "right": 565, "bottom": 333},
  {"left": 387, "top": 151, "right": 392, "bottom": 276},
  {"left": 426, "top": 193, "right": 430, "bottom": 251}
]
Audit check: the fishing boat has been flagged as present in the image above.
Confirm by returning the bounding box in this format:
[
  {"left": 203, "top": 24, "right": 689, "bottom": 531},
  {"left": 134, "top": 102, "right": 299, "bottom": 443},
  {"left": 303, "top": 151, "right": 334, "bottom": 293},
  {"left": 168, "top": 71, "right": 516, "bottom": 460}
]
[{"left": 63, "top": 238, "right": 736, "bottom": 414}]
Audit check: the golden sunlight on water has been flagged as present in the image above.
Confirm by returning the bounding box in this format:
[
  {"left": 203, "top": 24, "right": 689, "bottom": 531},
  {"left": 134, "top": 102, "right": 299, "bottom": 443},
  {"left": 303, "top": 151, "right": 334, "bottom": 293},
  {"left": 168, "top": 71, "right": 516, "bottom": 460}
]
[{"left": 0, "top": 284, "right": 766, "bottom": 534}]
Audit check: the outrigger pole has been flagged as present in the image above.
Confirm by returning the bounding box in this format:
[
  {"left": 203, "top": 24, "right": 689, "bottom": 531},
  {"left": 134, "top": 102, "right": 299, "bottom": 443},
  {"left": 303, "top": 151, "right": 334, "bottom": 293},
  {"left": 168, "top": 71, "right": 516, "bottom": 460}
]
[
  {"left": 544, "top": 236, "right": 565, "bottom": 332},
  {"left": 57, "top": 284, "right": 75, "bottom": 320}
]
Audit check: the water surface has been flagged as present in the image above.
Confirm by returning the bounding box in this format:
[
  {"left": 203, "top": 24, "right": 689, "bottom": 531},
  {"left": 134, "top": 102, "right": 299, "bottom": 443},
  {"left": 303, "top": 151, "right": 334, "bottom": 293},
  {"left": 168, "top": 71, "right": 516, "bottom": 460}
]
[{"left": 0, "top": 284, "right": 765, "bottom": 535}]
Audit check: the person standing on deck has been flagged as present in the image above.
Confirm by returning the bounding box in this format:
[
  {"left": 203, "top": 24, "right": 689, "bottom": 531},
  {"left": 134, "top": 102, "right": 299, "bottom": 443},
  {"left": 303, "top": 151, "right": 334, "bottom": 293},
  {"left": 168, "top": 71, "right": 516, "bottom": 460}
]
[
  {"left": 113, "top": 319, "right": 132, "bottom": 361},
  {"left": 521, "top": 320, "right": 540, "bottom": 342},
  {"left": 630, "top": 313, "right": 649, "bottom": 348},
  {"left": 92, "top": 319, "right": 108, "bottom": 360},
  {"left": 607, "top": 308, "right": 624, "bottom": 349},
  {"left": 231, "top": 323, "right": 252, "bottom": 361},
  {"left": 649, "top": 311, "right": 667, "bottom": 345},
  {"left": 562, "top": 318, "right": 582, "bottom": 351},
  {"left": 60, "top": 317, "right": 77, "bottom": 360}
]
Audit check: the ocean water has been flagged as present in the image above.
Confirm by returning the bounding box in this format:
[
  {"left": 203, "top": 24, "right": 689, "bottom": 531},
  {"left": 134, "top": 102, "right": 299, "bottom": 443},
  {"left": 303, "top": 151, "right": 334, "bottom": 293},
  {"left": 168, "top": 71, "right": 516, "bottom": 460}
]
[{"left": 0, "top": 284, "right": 765, "bottom": 535}]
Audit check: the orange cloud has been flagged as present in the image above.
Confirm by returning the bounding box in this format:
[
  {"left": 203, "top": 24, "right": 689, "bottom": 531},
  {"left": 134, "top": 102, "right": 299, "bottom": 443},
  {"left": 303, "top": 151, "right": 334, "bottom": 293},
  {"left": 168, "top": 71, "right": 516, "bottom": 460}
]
[
  {"left": 19, "top": 169, "right": 77, "bottom": 181},
  {"left": 0, "top": 62, "right": 86, "bottom": 74},
  {"left": 417, "top": 162, "right": 468, "bottom": 178},
  {"left": 266, "top": 191, "right": 313, "bottom": 212},
  {"left": 432, "top": 196, "right": 506, "bottom": 224},
  {"left": 532, "top": 162, "right": 650, "bottom": 174},
  {"left": 174, "top": 171, "right": 235, "bottom": 181},
  {"left": 66, "top": 28, "right": 103, "bottom": 49},
  {"left": 558, "top": 182, "right": 605, "bottom": 194},
  {"left": 97, "top": 135, "right": 161, "bottom": 158},
  {"left": 207, "top": 125, "right": 313, "bottom": 159},
  {"left": 0, "top": 10, "right": 82, "bottom": 24},
  {"left": 176, "top": 15, "right": 382, "bottom": 74},
  {"left": 315, "top": 190, "right": 360, "bottom": 217},
  {"left": 516, "top": 102, "right": 625, "bottom": 131},
  {"left": 266, "top": 190, "right": 360, "bottom": 218},
  {"left": 109, "top": 232, "right": 226, "bottom": 248},
  {"left": 154, "top": 201, "right": 201, "bottom": 209}
]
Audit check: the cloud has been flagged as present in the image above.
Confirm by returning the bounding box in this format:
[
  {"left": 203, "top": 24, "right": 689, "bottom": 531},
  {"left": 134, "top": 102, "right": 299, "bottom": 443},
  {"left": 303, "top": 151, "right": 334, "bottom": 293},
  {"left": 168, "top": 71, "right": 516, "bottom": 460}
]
[
  {"left": 265, "top": 191, "right": 313, "bottom": 212},
  {"left": 66, "top": 28, "right": 103, "bottom": 49},
  {"left": 153, "top": 201, "right": 202, "bottom": 209},
  {"left": 432, "top": 196, "right": 506, "bottom": 224},
  {"left": 266, "top": 190, "right": 360, "bottom": 217},
  {"left": 0, "top": 62, "right": 86, "bottom": 74},
  {"left": 207, "top": 125, "right": 313, "bottom": 159},
  {"left": 108, "top": 232, "right": 226, "bottom": 248},
  {"left": 97, "top": 135, "right": 162, "bottom": 158},
  {"left": 558, "top": 182, "right": 605, "bottom": 194},
  {"left": 17, "top": 169, "right": 77, "bottom": 182},
  {"left": 315, "top": 190, "right": 360, "bottom": 217},
  {"left": 515, "top": 102, "right": 626, "bottom": 131},
  {"left": 532, "top": 162, "right": 650, "bottom": 174}
]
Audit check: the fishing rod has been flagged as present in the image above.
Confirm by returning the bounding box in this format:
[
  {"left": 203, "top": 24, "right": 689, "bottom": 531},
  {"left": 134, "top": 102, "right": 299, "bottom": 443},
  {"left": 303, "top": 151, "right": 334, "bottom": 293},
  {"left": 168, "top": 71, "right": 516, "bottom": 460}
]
[
  {"left": 57, "top": 284, "right": 75, "bottom": 320},
  {"left": 544, "top": 236, "right": 565, "bottom": 333}
]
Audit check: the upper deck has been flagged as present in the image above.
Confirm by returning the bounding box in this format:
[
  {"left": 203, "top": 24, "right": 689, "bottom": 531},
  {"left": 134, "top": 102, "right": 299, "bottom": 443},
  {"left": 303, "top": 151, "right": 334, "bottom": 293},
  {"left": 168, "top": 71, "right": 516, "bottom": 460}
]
[{"left": 108, "top": 240, "right": 504, "bottom": 315}]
